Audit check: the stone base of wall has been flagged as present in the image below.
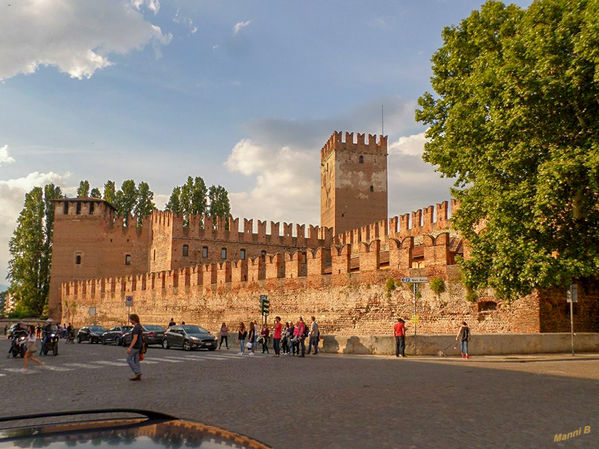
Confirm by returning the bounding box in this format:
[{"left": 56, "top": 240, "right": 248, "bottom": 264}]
[{"left": 320, "top": 333, "right": 599, "bottom": 356}]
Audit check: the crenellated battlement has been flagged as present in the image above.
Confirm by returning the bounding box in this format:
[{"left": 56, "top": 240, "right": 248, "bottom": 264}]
[
  {"left": 62, "top": 231, "right": 463, "bottom": 304},
  {"left": 150, "top": 210, "right": 333, "bottom": 245},
  {"left": 335, "top": 199, "right": 459, "bottom": 247},
  {"left": 321, "top": 131, "right": 387, "bottom": 163}
]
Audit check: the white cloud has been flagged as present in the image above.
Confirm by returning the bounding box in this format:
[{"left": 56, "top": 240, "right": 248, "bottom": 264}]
[
  {"left": 0, "top": 145, "right": 15, "bottom": 166},
  {"left": 0, "top": 0, "right": 171, "bottom": 81},
  {"left": 0, "top": 170, "right": 71, "bottom": 282},
  {"left": 173, "top": 8, "right": 197, "bottom": 34},
  {"left": 388, "top": 132, "right": 427, "bottom": 157},
  {"left": 233, "top": 20, "right": 252, "bottom": 35}
]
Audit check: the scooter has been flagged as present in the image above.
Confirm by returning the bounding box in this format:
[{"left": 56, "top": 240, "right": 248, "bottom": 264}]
[{"left": 42, "top": 333, "right": 59, "bottom": 356}]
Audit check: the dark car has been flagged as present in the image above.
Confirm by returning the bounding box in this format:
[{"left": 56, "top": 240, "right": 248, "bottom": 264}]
[
  {"left": 101, "top": 325, "right": 133, "bottom": 345},
  {"left": 162, "top": 324, "right": 216, "bottom": 351},
  {"left": 0, "top": 409, "right": 272, "bottom": 449},
  {"left": 77, "top": 325, "right": 107, "bottom": 344},
  {"left": 122, "top": 324, "right": 166, "bottom": 347}
]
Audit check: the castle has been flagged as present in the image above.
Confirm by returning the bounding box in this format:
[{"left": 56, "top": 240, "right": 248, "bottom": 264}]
[{"left": 51, "top": 131, "right": 598, "bottom": 335}]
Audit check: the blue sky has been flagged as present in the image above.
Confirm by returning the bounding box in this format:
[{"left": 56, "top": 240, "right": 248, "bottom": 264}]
[{"left": 0, "top": 0, "right": 532, "bottom": 281}]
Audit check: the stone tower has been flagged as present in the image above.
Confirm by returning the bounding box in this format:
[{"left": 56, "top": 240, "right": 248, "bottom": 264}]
[{"left": 320, "top": 131, "right": 388, "bottom": 235}]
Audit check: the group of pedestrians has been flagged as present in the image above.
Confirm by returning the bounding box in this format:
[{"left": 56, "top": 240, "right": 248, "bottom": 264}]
[{"left": 232, "top": 316, "right": 320, "bottom": 358}]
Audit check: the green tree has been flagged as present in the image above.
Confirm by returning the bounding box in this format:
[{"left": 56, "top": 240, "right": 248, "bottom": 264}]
[
  {"left": 415, "top": 0, "right": 599, "bottom": 299},
  {"left": 7, "top": 184, "right": 62, "bottom": 316},
  {"left": 208, "top": 185, "right": 231, "bottom": 221},
  {"left": 103, "top": 180, "right": 116, "bottom": 205},
  {"left": 90, "top": 187, "right": 101, "bottom": 199},
  {"left": 77, "top": 180, "right": 90, "bottom": 197},
  {"left": 114, "top": 180, "right": 138, "bottom": 225},
  {"left": 165, "top": 186, "right": 182, "bottom": 214},
  {"left": 134, "top": 181, "right": 155, "bottom": 226}
]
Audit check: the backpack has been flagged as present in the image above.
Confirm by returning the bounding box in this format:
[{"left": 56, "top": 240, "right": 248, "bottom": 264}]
[
  {"left": 141, "top": 334, "right": 148, "bottom": 354},
  {"left": 462, "top": 327, "right": 469, "bottom": 342},
  {"left": 302, "top": 325, "right": 309, "bottom": 338}
]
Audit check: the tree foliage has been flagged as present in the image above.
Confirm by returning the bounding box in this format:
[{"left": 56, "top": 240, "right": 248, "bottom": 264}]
[
  {"left": 7, "top": 184, "right": 62, "bottom": 316},
  {"left": 166, "top": 177, "right": 230, "bottom": 225},
  {"left": 416, "top": 0, "right": 599, "bottom": 299},
  {"left": 209, "top": 185, "right": 231, "bottom": 221},
  {"left": 77, "top": 180, "right": 90, "bottom": 197}
]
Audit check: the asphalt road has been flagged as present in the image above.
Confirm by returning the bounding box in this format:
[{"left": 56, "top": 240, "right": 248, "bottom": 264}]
[{"left": 1, "top": 339, "right": 598, "bottom": 449}]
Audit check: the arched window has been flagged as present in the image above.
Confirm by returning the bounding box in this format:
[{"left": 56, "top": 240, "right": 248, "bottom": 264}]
[
  {"left": 75, "top": 254, "right": 82, "bottom": 265},
  {"left": 182, "top": 244, "right": 189, "bottom": 257},
  {"left": 359, "top": 155, "right": 364, "bottom": 164}
]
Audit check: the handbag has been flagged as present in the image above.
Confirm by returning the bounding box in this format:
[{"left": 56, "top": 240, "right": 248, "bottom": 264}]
[
  {"left": 139, "top": 352, "right": 144, "bottom": 361},
  {"left": 246, "top": 342, "right": 253, "bottom": 349}
]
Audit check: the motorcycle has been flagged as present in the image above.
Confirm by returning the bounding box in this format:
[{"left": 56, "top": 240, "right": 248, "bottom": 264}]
[
  {"left": 42, "top": 333, "right": 59, "bottom": 356},
  {"left": 8, "top": 335, "right": 27, "bottom": 358}
]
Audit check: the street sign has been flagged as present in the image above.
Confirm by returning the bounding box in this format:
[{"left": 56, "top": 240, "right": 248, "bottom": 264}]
[
  {"left": 400, "top": 277, "right": 429, "bottom": 283},
  {"left": 88, "top": 307, "right": 96, "bottom": 316},
  {"left": 125, "top": 296, "right": 133, "bottom": 307},
  {"left": 566, "top": 284, "right": 578, "bottom": 303},
  {"left": 410, "top": 314, "right": 419, "bottom": 324}
]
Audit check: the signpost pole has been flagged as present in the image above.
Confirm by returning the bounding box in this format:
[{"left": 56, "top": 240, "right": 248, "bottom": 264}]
[
  {"left": 570, "top": 300, "right": 574, "bottom": 356},
  {"left": 567, "top": 283, "right": 577, "bottom": 356},
  {"left": 413, "top": 283, "right": 417, "bottom": 337}
]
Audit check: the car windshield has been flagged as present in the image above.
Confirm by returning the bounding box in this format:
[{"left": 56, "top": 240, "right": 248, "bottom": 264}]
[
  {"left": 144, "top": 325, "right": 165, "bottom": 331},
  {"left": 90, "top": 326, "right": 106, "bottom": 333},
  {"left": 181, "top": 325, "right": 208, "bottom": 334}
]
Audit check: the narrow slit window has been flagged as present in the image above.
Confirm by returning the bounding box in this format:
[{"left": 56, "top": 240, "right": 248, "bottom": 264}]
[
  {"left": 261, "top": 250, "right": 267, "bottom": 258},
  {"left": 240, "top": 249, "right": 246, "bottom": 260},
  {"left": 75, "top": 254, "right": 82, "bottom": 265},
  {"left": 89, "top": 202, "right": 94, "bottom": 215},
  {"left": 370, "top": 185, "right": 374, "bottom": 192},
  {"left": 359, "top": 155, "right": 364, "bottom": 164},
  {"left": 221, "top": 248, "right": 227, "bottom": 259},
  {"left": 76, "top": 202, "right": 81, "bottom": 215},
  {"left": 182, "top": 244, "right": 189, "bottom": 257},
  {"left": 63, "top": 202, "right": 69, "bottom": 215},
  {"left": 202, "top": 246, "right": 208, "bottom": 258},
  {"left": 125, "top": 254, "right": 131, "bottom": 265}
]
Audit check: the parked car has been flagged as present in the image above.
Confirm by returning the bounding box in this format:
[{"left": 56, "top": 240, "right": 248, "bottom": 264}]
[
  {"left": 162, "top": 324, "right": 216, "bottom": 351},
  {"left": 0, "top": 409, "right": 272, "bottom": 449},
  {"left": 122, "top": 324, "right": 166, "bottom": 347},
  {"left": 101, "top": 325, "right": 133, "bottom": 345},
  {"left": 77, "top": 325, "right": 107, "bottom": 344}
]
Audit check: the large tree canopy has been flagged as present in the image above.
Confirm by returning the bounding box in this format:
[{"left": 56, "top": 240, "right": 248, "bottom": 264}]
[{"left": 416, "top": 0, "right": 599, "bottom": 299}]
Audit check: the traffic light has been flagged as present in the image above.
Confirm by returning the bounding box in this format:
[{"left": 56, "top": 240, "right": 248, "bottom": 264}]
[{"left": 260, "top": 295, "right": 270, "bottom": 315}]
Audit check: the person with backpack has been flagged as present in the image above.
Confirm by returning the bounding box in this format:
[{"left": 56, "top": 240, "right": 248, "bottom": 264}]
[
  {"left": 126, "top": 314, "right": 144, "bottom": 381},
  {"left": 455, "top": 321, "right": 470, "bottom": 359},
  {"left": 307, "top": 316, "right": 319, "bottom": 355}
]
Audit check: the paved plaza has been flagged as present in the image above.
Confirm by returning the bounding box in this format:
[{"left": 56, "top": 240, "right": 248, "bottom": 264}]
[{"left": 1, "top": 340, "right": 598, "bottom": 448}]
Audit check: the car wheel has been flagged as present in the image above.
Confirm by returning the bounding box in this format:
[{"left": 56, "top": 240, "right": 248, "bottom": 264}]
[
  {"left": 77, "top": 336, "right": 81, "bottom": 344},
  {"left": 162, "top": 339, "right": 169, "bottom": 349},
  {"left": 183, "top": 340, "right": 191, "bottom": 351},
  {"left": 102, "top": 338, "right": 107, "bottom": 345}
]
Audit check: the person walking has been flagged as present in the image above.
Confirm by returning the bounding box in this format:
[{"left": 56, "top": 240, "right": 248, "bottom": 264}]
[
  {"left": 295, "top": 317, "right": 306, "bottom": 357},
  {"left": 237, "top": 322, "right": 247, "bottom": 355},
  {"left": 273, "top": 317, "right": 282, "bottom": 357},
  {"left": 455, "top": 321, "right": 470, "bottom": 359},
  {"left": 219, "top": 323, "right": 229, "bottom": 350},
  {"left": 288, "top": 322, "right": 297, "bottom": 355},
  {"left": 126, "top": 314, "right": 143, "bottom": 381},
  {"left": 260, "top": 323, "right": 270, "bottom": 354},
  {"left": 247, "top": 322, "right": 256, "bottom": 356},
  {"left": 307, "top": 316, "right": 319, "bottom": 355},
  {"left": 23, "top": 325, "right": 44, "bottom": 371},
  {"left": 394, "top": 318, "right": 406, "bottom": 358}
]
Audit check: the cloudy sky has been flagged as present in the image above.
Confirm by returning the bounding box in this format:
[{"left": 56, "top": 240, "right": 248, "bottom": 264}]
[{"left": 0, "top": 0, "right": 532, "bottom": 283}]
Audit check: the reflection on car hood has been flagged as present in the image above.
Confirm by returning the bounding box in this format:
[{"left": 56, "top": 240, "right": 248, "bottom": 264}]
[{"left": 0, "top": 417, "right": 272, "bottom": 449}]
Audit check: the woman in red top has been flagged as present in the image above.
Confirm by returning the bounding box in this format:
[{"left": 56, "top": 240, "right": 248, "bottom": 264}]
[{"left": 272, "top": 316, "right": 282, "bottom": 357}]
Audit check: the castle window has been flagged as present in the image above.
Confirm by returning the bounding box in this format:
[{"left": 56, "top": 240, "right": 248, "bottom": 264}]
[
  {"left": 202, "top": 246, "right": 208, "bottom": 258},
  {"left": 182, "top": 245, "right": 189, "bottom": 257},
  {"left": 76, "top": 202, "right": 81, "bottom": 215},
  {"left": 75, "top": 254, "right": 82, "bottom": 265},
  {"left": 359, "top": 155, "right": 364, "bottom": 164},
  {"left": 261, "top": 250, "right": 267, "bottom": 258},
  {"left": 370, "top": 185, "right": 374, "bottom": 192},
  {"left": 240, "top": 249, "right": 246, "bottom": 260},
  {"left": 221, "top": 248, "right": 227, "bottom": 259},
  {"left": 89, "top": 202, "right": 94, "bottom": 214},
  {"left": 153, "top": 250, "right": 156, "bottom": 261},
  {"left": 63, "top": 202, "right": 69, "bottom": 215},
  {"left": 125, "top": 254, "right": 131, "bottom": 265}
]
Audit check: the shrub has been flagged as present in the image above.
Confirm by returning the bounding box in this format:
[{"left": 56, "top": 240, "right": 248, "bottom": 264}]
[
  {"left": 466, "top": 289, "right": 478, "bottom": 303},
  {"left": 385, "top": 278, "right": 396, "bottom": 293},
  {"left": 430, "top": 277, "right": 446, "bottom": 296}
]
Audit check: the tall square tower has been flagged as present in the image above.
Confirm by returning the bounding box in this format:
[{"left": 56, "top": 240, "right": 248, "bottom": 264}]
[{"left": 320, "top": 131, "right": 388, "bottom": 235}]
